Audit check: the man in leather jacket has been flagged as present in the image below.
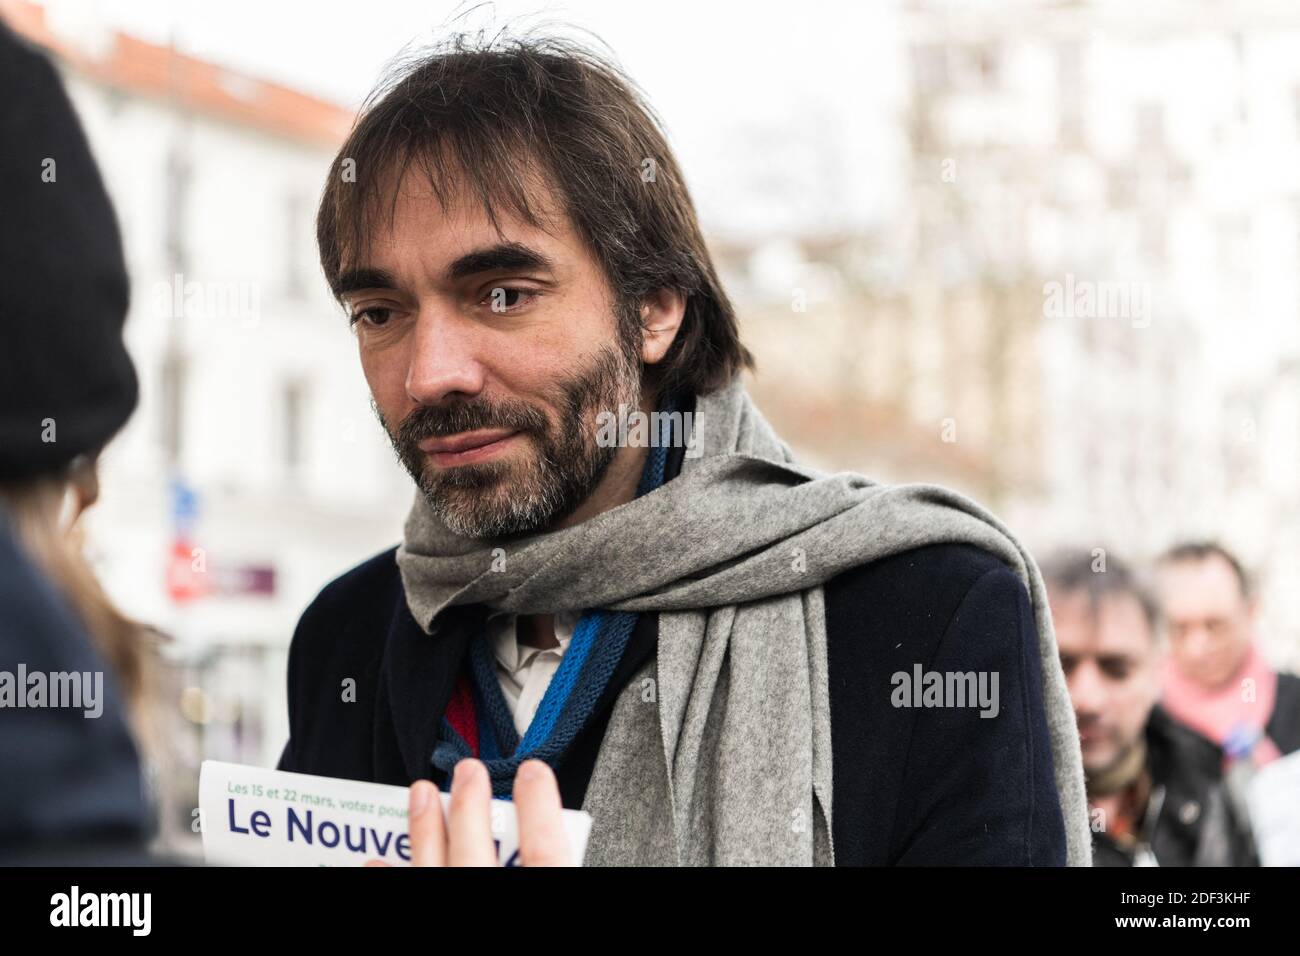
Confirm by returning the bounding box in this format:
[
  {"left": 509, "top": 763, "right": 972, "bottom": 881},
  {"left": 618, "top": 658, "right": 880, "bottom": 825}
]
[{"left": 1042, "top": 550, "right": 1256, "bottom": 866}]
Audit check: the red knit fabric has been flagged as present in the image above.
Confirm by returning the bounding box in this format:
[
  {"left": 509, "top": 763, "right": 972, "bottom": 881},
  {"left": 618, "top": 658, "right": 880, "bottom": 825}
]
[{"left": 444, "top": 672, "right": 479, "bottom": 756}]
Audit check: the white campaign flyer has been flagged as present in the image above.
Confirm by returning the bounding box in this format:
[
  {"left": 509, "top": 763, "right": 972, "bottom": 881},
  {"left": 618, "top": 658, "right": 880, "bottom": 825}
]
[{"left": 198, "top": 760, "right": 593, "bottom": 866}]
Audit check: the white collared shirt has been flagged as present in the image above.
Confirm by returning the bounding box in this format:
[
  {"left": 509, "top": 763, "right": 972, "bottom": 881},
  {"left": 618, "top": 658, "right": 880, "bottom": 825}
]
[{"left": 486, "top": 609, "right": 581, "bottom": 738}]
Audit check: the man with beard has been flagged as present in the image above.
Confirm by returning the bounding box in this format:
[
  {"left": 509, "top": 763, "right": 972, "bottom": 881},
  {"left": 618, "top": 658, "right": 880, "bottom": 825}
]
[
  {"left": 1042, "top": 550, "right": 1256, "bottom": 866},
  {"left": 279, "top": 33, "right": 1089, "bottom": 866}
]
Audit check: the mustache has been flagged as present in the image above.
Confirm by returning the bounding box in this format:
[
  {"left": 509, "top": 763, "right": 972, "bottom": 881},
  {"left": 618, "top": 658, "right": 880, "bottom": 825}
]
[
  {"left": 393, "top": 397, "right": 550, "bottom": 448},
  {"left": 1074, "top": 715, "right": 1113, "bottom": 740}
]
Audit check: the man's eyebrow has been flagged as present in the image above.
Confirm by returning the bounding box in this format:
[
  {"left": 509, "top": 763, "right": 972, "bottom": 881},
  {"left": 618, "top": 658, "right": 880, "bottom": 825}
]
[
  {"left": 331, "top": 267, "right": 398, "bottom": 299},
  {"left": 445, "top": 242, "right": 555, "bottom": 282},
  {"left": 331, "top": 244, "right": 554, "bottom": 299}
]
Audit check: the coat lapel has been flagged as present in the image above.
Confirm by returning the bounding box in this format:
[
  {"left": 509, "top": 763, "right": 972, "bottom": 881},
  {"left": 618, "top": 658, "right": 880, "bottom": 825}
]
[{"left": 380, "top": 591, "right": 475, "bottom": 783}]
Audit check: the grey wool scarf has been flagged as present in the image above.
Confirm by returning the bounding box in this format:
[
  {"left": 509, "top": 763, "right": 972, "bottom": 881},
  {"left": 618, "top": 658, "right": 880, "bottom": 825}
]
[{"left": 396, "top": 375, "right": 1091, "bottom": 866}]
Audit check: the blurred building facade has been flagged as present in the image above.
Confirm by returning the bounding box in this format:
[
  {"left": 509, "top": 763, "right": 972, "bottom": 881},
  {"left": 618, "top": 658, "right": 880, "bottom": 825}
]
[
  {"left": 901, "top": 0, "right": 1300, "bottom": 668},
  {"left": 715, "top": 0, "right": 1300, "bottom": 670}
]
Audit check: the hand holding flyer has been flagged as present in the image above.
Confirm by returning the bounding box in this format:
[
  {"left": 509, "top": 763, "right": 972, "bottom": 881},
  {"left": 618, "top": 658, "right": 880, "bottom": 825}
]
[{"left": 198, "top": 760, "right": 592, "bottom": 866}]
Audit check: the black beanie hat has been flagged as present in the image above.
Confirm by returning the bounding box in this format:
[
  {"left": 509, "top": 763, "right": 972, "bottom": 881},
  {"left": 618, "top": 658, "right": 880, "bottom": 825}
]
[{"left": 0, "top": 21, "right": 139, "bottom": 480}]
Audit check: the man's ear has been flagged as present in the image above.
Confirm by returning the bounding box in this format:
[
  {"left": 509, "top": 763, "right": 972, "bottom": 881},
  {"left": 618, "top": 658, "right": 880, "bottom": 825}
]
[{"left": 639, "top": 288, "right": 687, "bottom": 366}]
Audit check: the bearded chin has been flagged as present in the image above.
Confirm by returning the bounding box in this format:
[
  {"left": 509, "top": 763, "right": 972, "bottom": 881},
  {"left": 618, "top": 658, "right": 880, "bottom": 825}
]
[
  {"left": 417, "top": 436, "right": 618, "bottom": 540},
  {"left": 389, "top": 344, "right": 641, "bottom": 539}
]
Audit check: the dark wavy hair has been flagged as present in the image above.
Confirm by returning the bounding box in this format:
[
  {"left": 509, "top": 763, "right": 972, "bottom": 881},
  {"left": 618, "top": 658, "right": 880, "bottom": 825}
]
[
  {"left": 1039, "top": 548, "right": 1161, "bottom": 635},
  {"left": 316, "top": 31, "right": 753, "bottom": 397}
]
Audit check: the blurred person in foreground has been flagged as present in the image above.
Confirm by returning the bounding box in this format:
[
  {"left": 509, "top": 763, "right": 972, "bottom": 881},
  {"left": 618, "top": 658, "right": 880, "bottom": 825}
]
[
  {"left": 0, "top": 20, "right": 158, "bottom": 864},
  {"left": 0, "top": 17, "right": 601, "bottom": 872},
  {"left": 1156, "top": 541, "right": 1300, "bottom": 764},
  {"left": 279, "top": 31, "right": 1090, "bottom": 866},
  {"left": 1043, "top": 550, "right": 1255, "bottom": 866}
]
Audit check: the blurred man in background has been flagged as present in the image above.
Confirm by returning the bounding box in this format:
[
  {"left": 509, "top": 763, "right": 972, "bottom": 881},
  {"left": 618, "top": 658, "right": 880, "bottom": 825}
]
[
  {"left": 1043, "top": 550, "right": 1254, "bottom": 866},
  {"left": 1156, "top": 541, "right": 1300, "bottom": 763}
]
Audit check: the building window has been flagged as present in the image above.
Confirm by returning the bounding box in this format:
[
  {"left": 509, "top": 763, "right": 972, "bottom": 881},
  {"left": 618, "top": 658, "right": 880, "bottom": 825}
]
[
  {"left": 285, "top": 192, "right": 306, "bottom": 299},
  {"left": 1135, "top": 102, "right": 1165, "bottom": 152},
  {"left": 1057, "top": 42, "right": 1084, "bottom": 147},
  {"left": 911, "top": 44, "right": 950, "bottom": 98},
  {"left": 160, "top": 351, "right": 187, "bottom": 464},
  {"left": 163, "top": 141, "right": 191, "bottom": 275},
  {"left": 971, "top": 44, "right": 1000, "bottom": 88},
  {"left": 1139, "top": 211, "right": 1167, "bottom": 266},
  {"left": 281, "top": 379, "right": 307, "bottom": 475}
]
